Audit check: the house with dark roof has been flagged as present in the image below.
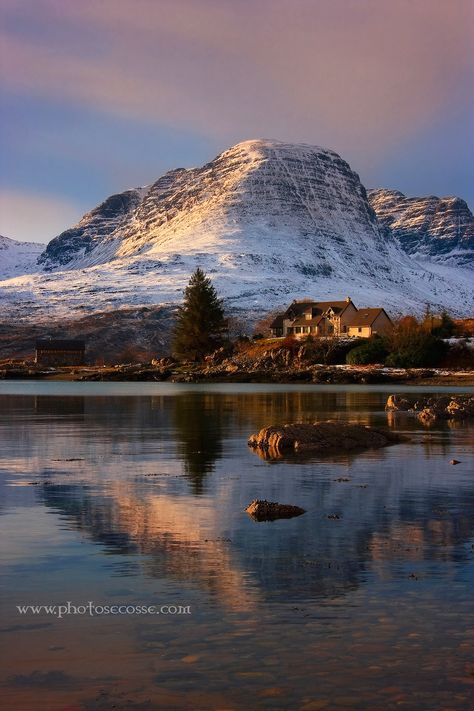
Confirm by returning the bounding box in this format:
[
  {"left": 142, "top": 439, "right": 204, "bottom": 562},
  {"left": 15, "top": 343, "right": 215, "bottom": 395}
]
[
  {"left": 35, "top": 339, "right": 86, "bottom": 366},
  {"left": 346, "top": 308, "right": 393, "bottom": 338},
  {"left": 269, "top": 298, "right": 393, "bottom": 339}
]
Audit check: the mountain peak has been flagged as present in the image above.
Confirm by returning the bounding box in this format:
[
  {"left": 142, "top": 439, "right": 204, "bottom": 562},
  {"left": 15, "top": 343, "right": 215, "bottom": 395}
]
[{"left": 222, "top": 137, "right": 339, "bottom": 154}]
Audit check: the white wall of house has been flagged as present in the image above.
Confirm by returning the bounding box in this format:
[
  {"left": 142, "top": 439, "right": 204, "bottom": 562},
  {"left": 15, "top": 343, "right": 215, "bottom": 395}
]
[{"left": 348, "top": 325, "right": 372, "bottom": 338}]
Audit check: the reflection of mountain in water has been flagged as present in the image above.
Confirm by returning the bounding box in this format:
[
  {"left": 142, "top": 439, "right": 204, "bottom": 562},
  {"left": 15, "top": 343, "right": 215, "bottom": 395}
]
[
  {"left": 39, "top": 481, "right": 260, "bottom": 611},
  {"left": 37, "top": 458, "right": 474, "bottom": 611},
  {"left": 2, "top": 390, "right": 474, "bottom": 611}
]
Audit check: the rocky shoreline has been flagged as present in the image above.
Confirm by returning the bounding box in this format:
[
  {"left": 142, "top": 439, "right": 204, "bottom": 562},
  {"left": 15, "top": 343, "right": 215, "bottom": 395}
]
[{"left": 1, "top": 361, "right": 474, "bottom": 385}]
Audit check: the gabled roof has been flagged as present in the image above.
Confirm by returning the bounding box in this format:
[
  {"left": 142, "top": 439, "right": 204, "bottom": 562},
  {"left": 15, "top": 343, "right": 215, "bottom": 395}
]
[
  {"left": 284, "top": 301, "right": 315, "bottom": 318},
  {"left": 270, "top": 315, "right": 284, "bottom": 329},
  {"left": 285, "top": 299, "right": 355, "bottom": 319},
  {"left": 349, "top": 308, "right": 388, "bottom": 327},
  {"left": 313, "top": 300, "right": 353, "bottom": 314}
]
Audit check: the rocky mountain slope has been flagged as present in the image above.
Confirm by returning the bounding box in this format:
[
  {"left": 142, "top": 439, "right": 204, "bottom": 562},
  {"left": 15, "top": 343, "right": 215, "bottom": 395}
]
[
  {"left": 368, "top": 189, "right": 474, "bottom": 267},
  {"left": 0, "top": 140, "right": 473, "bottom": 323},
  {"left": 38, "top": 188, "right": 147, "bottom": 268},
  {"left": 0, "top": 235, "right": 43, "bottom": 279},
  {"left": 38, "top": 140, "right": 392, "bottom": 279}
]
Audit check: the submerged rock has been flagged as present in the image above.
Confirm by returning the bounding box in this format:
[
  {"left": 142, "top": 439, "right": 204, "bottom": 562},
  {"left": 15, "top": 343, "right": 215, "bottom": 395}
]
[
  {"left": 245, "top": 499, "right": 306, "bottom": 521},
  {"left": 248, "top": 421, "right": 400, "bottom": 457}
]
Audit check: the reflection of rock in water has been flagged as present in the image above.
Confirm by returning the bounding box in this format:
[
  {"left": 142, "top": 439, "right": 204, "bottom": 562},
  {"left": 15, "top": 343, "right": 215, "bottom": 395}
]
[
  {"left": 173, "top": 395, "right": 224, "bottom": 495},
  {"left": 248, "top": 422, "right": 400, "bottom": 458}
]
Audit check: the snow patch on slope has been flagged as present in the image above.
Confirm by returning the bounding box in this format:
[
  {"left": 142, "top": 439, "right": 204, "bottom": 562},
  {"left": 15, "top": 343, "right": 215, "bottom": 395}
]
[{"left": 0, "top": 235, "right": 44, "bottom": 279}]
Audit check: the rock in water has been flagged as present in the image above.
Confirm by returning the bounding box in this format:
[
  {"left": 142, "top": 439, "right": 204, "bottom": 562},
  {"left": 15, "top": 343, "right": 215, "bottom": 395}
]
[
  {"left": 386, "top": 394, "right": 474, "bottom": 422},
  {"left": 245, "top": 500, "right": 306, "bottom": 521},
  {"left": 248, "top": 421, "right": 400, "bottom": 458},
  {"left": 385, "top": 394, "right": 412, "bottom": 411}
]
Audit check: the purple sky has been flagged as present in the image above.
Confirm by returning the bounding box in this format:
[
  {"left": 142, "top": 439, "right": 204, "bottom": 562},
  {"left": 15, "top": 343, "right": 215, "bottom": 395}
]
[{"left": 1, "top": 0, "right": 473, "bottom": 243}]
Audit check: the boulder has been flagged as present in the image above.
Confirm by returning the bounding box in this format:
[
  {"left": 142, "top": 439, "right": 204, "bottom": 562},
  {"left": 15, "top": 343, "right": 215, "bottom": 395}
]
[
  {"left": 248, "top": 421, "right": 400, "bottom": 457},
  {"left": 385, "top": 394, "right": 412, "bottom": 411},
  {"left": 245, "top": 499, "right": 305, "bottom": 521},
  {"left": 418, "top": 407, "right": 438, "bottom": 424},
  {"left": 446, "top": 398, "right": 474, "bottom": 418}
]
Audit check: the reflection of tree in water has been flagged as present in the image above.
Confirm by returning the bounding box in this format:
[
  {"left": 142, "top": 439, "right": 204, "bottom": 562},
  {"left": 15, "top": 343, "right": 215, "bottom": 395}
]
[{"left": 173, "top": 395, "right": 224, "bottom": 495}]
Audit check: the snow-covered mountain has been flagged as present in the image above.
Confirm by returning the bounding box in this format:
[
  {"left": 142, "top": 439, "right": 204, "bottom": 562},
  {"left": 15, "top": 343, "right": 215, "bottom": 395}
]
[
  {"left": 0, "top": 235, "right": 43, "bottom": 279},
  {"left": 38, "top": 188, "right": 147, "bottom": 269},
  {"left": 39, "top": 139, "right": 392, "bottom": 277},
  {"left": 368, "top": 189, "right": 474, "bottom": 267},
  {"left": 0, "top": 140, "right": 473, "bottom": 322}
]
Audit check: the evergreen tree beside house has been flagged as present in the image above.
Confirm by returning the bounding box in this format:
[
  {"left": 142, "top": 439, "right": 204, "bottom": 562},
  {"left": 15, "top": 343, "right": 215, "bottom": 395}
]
[{"left": 172, "top": 268, "right": 228, "bottom": 361}]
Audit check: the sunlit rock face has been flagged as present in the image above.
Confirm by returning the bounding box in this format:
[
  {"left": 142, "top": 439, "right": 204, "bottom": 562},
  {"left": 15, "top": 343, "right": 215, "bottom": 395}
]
[
  {"left": 38, "top": 139, "right": 389, "bottom": 279},
  {"left": 39, "top": 189, "right": 146, "bottom": 269},
  {"left": 368, "top": 189, "right": 474, "bottom": 267}
]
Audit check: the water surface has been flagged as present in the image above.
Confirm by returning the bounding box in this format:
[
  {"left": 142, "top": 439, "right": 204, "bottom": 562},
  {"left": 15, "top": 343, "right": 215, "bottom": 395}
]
[{"left": 1, "top": 383, "right": 473, "bottom": 710}]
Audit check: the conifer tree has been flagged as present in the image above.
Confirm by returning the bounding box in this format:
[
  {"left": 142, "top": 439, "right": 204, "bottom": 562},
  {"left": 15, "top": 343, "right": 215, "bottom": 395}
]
[{"left": 172, "top": 268, "right": 227, "bottom": 361}]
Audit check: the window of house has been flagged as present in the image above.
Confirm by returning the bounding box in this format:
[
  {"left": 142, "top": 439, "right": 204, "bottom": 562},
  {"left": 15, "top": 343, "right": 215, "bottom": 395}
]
[{"left": 358, "top": 327, "right": 362, "bottom": 333}]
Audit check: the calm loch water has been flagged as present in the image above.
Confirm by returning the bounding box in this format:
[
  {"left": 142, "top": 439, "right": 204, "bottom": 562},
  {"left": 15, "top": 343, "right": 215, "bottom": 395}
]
[{"left": 0, "top": 382, "right": 473, "bottom": 711}]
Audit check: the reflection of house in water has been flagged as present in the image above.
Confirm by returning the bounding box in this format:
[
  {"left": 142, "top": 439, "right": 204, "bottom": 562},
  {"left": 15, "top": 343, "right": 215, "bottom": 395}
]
[{"left": 34, "top": 396, "right": 85, "bottom": 420}]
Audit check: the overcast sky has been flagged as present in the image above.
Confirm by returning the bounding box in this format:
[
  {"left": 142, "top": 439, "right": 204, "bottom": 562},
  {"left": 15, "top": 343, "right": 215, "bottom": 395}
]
[{"left": 1, "top": 0, "right": 473, "bottom": 243}]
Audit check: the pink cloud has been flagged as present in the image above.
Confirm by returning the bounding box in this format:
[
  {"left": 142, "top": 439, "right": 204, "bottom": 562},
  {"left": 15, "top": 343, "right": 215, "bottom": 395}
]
[{"left": 1, "top": 0, "right": 473, "bottom": 168}]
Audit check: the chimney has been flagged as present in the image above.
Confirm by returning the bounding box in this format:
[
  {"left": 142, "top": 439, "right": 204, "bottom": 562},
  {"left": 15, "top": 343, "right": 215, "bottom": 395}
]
[{"left": 345, "top": 296, "right": 351, "bottom": 302}]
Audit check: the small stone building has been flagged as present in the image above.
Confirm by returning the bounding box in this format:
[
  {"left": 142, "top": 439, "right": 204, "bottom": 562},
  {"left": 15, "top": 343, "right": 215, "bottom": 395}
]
[{"left": 35, "top": 339, "right": 86, "bottom": 366}]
